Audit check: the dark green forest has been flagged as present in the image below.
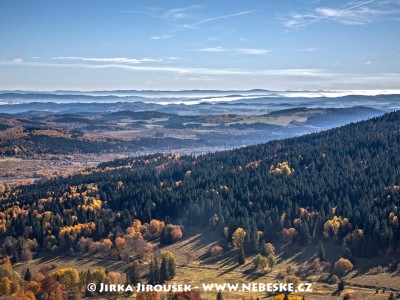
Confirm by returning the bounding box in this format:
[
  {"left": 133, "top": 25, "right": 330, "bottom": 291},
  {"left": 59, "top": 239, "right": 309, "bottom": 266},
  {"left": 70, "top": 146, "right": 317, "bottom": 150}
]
[{"left": 1, "top": 110, "right": 400, "bottom": 260}]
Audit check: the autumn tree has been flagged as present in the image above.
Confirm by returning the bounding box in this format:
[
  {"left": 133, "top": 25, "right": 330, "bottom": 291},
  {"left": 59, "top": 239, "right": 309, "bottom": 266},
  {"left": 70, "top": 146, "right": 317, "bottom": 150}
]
[
  {"left": 126, "top": 260, "right": 140, "bottom": 285},
  {"left": 160, "top": 225, "right": 183, "bottom": 245},
  {"left": 264, "top": 243, "right": 275, "bottom": 256},
  {"left": 90, "top": 268, "right": 107, "bottom": 285},
  {"left": 232, "top": 227, "right": 246, "bottom": 248},
  {"left": 267, "top": 253, "right": 277, "bottom": 270},
  {"left": 10, "top": 281, "right": 20, "bottom": 295},
  {"left": 334, "top": 258, "right": 353, "bottom": 276},
  {"left": 160, "top": 251, "right": 176, "bottom": 282},
  {"left": 0, "top": 277, "right": 11, "bottom": 296},
  {"left": 52, "top": 268, "right": 80, "bottom": 289},
  {"left": 252, "top": 254, "right": 268, "bottom": 271},
  {"left": 137, "top": 291, "right": 161, "bottom": 300},
  {"left": 210, "top": 246, "right": 224, "bottom": 257},
  {"left": 171, "top": 290, "right": 203, "bottom": 300}
]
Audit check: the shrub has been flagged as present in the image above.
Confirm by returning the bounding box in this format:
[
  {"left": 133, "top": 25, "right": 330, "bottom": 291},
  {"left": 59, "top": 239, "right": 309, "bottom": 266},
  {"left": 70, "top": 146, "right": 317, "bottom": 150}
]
[
  {"left": 334, "top": 258, "right": 353, "bottom": 276},
  {"left": 210, "top": 246, "right": 224, "bottom": 257},
  {"left": 329, "top": 275, "right": 339, "bottom": 284}
]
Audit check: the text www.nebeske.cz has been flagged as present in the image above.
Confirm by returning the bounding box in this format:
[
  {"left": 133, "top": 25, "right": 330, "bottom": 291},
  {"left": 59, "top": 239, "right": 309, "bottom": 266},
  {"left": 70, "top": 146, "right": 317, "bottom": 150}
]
[{"left": 93, "top": 282, "right": 313, "bottom": 293}]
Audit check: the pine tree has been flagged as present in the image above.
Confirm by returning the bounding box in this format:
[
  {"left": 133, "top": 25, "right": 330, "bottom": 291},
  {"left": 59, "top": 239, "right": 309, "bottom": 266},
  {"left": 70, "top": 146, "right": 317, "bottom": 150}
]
[
  {"left": 318, "top": 240, "right": 326, "bottom": 261},
  {"left": 238, "top": 246, "right": 245, "bottom": 265}
]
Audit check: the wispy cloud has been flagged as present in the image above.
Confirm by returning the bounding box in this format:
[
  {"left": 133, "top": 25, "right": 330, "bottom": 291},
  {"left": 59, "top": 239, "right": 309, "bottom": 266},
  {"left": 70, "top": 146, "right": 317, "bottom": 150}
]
[
  {"left": 162, "top": 5, "right": 202, "bottom": 23},
  {"left": 183, "top": 10, "right": 259, "bottom": 29},
  {"left": 3, "top": 59, "right": 400, "bottom": 89},
  {"left": 51, "top": 56, "right": 163, "bottom": 64},
  {"left": 284, "top": 0, "right": 400, "bottom": 28},
  {"left": 196, "top": 47, "right": 270, "bottom": 55},
  {"left": 238, "top": 48, "right": 270, "bottom": 55},
  {"left": 198, "top": 47, "right": 227, "bottom": 53},
  {"left": 0, "top": 59, "right": 322, "bottom": 77},
  {"left": 150, "top": 35, "right": 173, "bottom": 40},
  {"left": 296, "top": 48, "right": 319, "bottom": 52},
  {"left": 164, "top": 7, "right": 193, "bottom": 20}
]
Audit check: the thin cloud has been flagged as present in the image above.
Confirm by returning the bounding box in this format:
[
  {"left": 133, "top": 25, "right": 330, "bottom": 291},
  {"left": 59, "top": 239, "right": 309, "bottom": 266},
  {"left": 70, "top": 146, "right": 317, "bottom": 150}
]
[
  {"left": 51, "top": 56, "right": 163, "bottom": 64},
  {"left": 196, "top": 47, "right": 270, "bottom": 55},
  {"left": 0, "top": 59, "right": 323, "bottom": 77},
  {"left": 3, "top": 59, "right": 400, "bottom": 89},
  {"left": 183, "top": 10, "right": 259, "bottom": 29},
  {"left": 150, "top": 35, "right": 173, "bottom": 40},
  {"left": 163, "top": 5, "right": 200, "bottom": 21},
  {"left": 198, "top": 47, "right": 227, "bottom": 52},
  {"left": 296, "top": 48, "right": 319, "bottom": 52},
  {"left": 238, "top": 48, "right": 270, "bottom": 55},
  {"left": 284, "top": 0, "right": 399, "bottom": 28},
  {"left": 164, "top": 8, "right": 190, "bottom": 20}
]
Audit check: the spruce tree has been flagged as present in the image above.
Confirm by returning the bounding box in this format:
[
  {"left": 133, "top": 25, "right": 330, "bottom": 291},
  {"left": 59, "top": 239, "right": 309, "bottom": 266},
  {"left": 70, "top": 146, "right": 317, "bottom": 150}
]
[
  {"left": 216, "top": 291, "right": 224, "bottom": 300},
  {"left": 238, "top": 246, "right": 245, "bottom": 265},
  {"left": 167, "top": 256, "right": 176, "bottom": 279},
  {"left": 318, "top": 240, "right": 326, "bottom": 261},
  {"left": 338, "top": 280, "right": 345, "bottom": 291},
  {"left": 126, "top": 260, "right": 140, "bottom": 285},
  {"left": 299, "top": 221, "right": 311, "bottom": 245},
  {"left": 284, "top": 294, "right": 289, "bottom": 300},
  {"left": 148, "top": 256, "right": 160, "bottom": 284},
  {"left": 160, "top": 256, "right": 169, "bottom": 282},
  {"left": 24, "top": 267, "right": 32, "bottom": 281}
]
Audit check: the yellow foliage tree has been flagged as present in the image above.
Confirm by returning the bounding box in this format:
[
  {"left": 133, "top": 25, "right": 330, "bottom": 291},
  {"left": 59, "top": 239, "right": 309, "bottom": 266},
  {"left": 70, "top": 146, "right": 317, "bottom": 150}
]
[
  {"left": 273, "top": 295, "right": 307, "bottom": 300},
  {"left": 52, "top": 268, "right": 79, "bottom": 289},
  {"left": 137, "top": 291, "right": 161, "bottom": 300},
  {"left": 26, "top": 281, "right": 40, "bottom": 295},
  {"left": 270, "top": 162, "right": 294, "bottom": 175},
  {"left": 90, "top": 268, "right": 107, "bottom": 285},
  {"left": 232, "top": 227, "right": 246, "bottom": 248},
  {"left": 0, "top": 277, "right": 11, "bottom": 295},
  {"left": 323, "top": 216, "right": 351, "bottom": 238}
]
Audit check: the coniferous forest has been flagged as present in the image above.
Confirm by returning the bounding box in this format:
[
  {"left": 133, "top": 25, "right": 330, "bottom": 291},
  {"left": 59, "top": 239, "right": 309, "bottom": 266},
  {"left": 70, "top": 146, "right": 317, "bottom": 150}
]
[
  {"left": 0, "top": 110, "right": 399, "bottom": 299},
  {"left": 2, "top": 110, "right": 399, "bottom": 256}
]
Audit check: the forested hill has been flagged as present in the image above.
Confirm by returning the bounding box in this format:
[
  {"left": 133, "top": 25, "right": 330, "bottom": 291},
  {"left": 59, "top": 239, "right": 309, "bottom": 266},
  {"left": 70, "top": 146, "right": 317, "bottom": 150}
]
[{"left": 1, "top": 110, "right": 400, "bottom": 259}]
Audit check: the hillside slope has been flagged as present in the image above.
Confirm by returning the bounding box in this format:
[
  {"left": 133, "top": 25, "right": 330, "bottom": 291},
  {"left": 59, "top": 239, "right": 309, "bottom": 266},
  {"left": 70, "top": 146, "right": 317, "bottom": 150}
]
[{"left": 2, "top": 110, "right": 399, "bottom": 260}]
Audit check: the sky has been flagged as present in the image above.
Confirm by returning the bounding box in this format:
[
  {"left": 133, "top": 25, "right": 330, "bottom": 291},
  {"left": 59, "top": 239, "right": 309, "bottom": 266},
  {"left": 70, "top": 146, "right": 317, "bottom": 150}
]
[{"left": 0, "top": 0, "right": 400, "bottom": 91}]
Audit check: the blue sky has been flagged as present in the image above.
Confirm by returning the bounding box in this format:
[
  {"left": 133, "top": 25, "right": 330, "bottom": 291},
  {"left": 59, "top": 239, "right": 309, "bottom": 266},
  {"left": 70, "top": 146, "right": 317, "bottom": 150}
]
[{"left": 0, "top": 0, "right": 399, "bottom": 91}]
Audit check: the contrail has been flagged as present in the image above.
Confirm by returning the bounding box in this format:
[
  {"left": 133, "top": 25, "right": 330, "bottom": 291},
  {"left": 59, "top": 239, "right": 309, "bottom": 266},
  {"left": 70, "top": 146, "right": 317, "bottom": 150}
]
[
  {"left": 184, "top": 10, "right": 259, "bottom": 28},
  {"left": 294, "top": 0, "right": 376, "bottom": 28}
]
